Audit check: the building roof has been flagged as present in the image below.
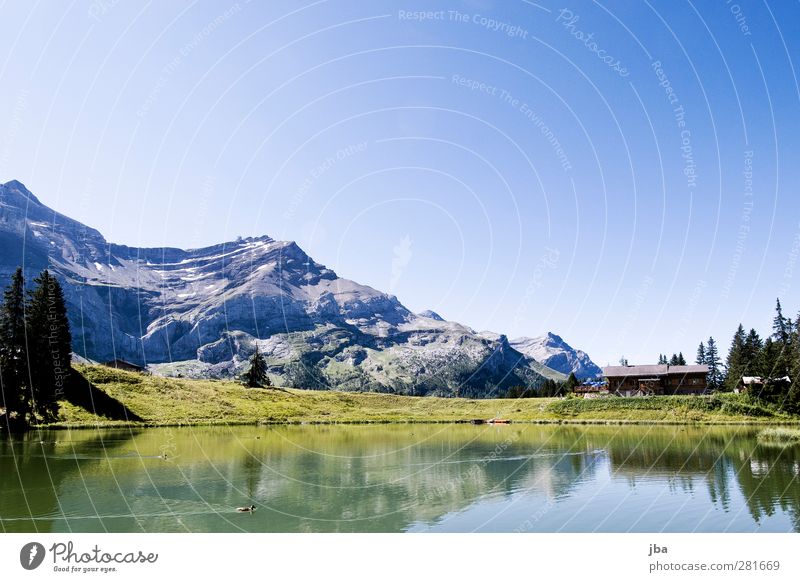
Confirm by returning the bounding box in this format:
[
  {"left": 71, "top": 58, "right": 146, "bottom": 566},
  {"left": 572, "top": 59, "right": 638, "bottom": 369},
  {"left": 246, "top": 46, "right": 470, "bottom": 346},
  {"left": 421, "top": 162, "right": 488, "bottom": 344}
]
[
  {"left": 603, "top": 365, "right": 666, "bottom": 376},
  {"left": 603, "top": 364, "right": 708, "bottom": 377},
  {"left": 664, "top": 365, "right": 709, "bottom": 375},
  {"left": 741, "top": 376, "right": 763, "bottom": 385}
]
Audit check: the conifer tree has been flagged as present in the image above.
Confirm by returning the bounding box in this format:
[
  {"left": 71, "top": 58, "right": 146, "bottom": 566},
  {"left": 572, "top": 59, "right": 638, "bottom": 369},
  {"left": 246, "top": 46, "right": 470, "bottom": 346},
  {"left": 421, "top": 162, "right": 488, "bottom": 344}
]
[
  {"left": 27, "top": 271, "right": 72, "bottom": 421},
  {"left": 771, "top": 299, "right": 792, "bottom": 376},
  {"left": 696, "top": 342, "right": 705, "bottom": 365},
  {"left": 724, "top": 324, "right": 746, "bottom": 391},
  {"left": 677, "top": 352, "right": 686, "bottom": 366},
  {"left": 704, "top": 336, "right": 723, "bottom": 390},
  {"left": 564, "top": 372, "right": 580, "bottom": 392},
  {"left": 0, "top": 268, "right": 31, "bottom": 425},
  {"left": 243, "top": 345, "right": 268, "bottom": 388},
  {"left": 743, "top": 328, "right": 763, "bottom": 374},
  {"left": 773, "top": 298, "right": 789, "bottom": 345}
]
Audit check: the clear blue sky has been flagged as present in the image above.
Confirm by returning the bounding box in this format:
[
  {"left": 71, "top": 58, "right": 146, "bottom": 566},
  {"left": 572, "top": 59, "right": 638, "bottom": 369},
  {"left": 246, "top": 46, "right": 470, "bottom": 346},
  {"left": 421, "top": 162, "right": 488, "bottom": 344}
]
[{"left": 1, "top": 0, "right": 798, "bottom": 367}]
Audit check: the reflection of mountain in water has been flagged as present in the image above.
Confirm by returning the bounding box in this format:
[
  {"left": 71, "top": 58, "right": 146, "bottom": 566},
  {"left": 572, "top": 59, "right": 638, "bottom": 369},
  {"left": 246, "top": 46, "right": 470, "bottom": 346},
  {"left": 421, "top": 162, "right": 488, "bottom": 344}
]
[{"left": 2, "top": 425, "right": 799, "bottom": 532}]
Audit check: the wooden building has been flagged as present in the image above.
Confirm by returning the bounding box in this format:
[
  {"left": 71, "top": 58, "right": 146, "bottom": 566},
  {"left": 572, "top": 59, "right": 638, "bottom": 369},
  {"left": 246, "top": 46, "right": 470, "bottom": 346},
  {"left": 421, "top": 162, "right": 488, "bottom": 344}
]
[
  {"left": 602, "top": 364, "right": 709, "bottom": 396},
  {"left": 735, "top": 375, "right": 790, "bottom": 394}
]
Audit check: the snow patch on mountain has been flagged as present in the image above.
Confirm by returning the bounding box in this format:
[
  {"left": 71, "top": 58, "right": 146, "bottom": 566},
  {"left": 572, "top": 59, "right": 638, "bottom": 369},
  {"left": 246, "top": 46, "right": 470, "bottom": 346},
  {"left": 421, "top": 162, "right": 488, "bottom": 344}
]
[{"left": 0, "top": 179, "right": 575, "bottom": 396}]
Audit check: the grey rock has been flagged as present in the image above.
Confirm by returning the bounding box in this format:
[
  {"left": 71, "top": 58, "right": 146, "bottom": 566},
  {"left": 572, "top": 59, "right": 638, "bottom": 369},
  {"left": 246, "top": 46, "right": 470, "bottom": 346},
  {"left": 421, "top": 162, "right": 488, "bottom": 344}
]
[{"left": 0, "top": 180, "right": 575, "bottom": 396}]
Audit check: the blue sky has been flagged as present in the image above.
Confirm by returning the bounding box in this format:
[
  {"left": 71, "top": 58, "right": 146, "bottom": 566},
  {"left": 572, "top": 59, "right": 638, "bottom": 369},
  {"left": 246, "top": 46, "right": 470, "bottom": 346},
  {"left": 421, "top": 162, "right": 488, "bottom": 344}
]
[{"left": 1, "top": 0, "right": 798, "bottom": 367}]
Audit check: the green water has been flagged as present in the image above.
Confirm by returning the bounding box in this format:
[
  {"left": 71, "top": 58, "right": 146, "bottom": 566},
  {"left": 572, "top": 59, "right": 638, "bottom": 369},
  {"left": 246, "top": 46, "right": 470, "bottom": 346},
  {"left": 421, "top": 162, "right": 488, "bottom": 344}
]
[{"left": 1, "top": 424, "right": 799, "bottom": 532}]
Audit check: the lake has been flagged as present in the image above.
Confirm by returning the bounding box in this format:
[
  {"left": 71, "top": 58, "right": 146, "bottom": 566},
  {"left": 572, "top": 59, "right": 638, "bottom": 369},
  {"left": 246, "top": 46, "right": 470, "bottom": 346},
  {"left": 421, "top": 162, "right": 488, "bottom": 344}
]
[{"left": 1, "top": 424, "right": 799, "bottom": 532}]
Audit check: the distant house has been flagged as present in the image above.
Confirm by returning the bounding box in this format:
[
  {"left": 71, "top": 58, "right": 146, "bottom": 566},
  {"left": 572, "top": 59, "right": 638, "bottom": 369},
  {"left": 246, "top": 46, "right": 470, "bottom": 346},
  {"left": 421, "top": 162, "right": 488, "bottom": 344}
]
[
  {"left": 602, "top": 364, "right": 709, "bottom": 396},
  {"left": 102, "top": 359, "right": 147, "bottom": 374},
  {"left": 735, "top": 375, "right": 791, "bottom": 394}
]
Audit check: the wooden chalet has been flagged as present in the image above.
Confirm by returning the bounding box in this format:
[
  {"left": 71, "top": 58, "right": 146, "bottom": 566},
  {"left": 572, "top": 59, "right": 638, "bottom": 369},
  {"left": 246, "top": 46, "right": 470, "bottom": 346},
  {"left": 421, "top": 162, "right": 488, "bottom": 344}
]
[
  {"left": 602, "top": 364, "right": 709, "bottom": 396},
  {"left": 735, "top": 375, "right": 791, "bottom": 394}
]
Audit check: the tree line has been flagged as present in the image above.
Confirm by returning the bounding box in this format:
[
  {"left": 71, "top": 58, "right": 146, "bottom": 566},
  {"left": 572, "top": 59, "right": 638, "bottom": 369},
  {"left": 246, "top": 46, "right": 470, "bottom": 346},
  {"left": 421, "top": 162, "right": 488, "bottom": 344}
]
[
  {"left": 696, "top": 298, "right": 799, "bottom": 412},
  {"left": 0, "top": 267, "right": 72, "bottom": 431},
  {"left": 506, "top": 372, "right": 580, "bottom": 398}
]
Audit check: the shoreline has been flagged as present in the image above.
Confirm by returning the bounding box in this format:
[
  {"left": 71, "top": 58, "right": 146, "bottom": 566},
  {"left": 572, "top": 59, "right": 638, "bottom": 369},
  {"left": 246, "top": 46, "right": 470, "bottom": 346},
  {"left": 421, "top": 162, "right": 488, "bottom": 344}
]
[
  {"left": 21, "top": 365, "right": 799, "bottom": 432},
  {"left": 42, "top": 417, "right": 800, "bottom": 430}
]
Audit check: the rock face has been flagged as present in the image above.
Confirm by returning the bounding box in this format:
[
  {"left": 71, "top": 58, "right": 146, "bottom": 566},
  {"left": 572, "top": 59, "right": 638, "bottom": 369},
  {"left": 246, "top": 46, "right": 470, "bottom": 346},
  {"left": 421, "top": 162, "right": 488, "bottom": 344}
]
[
  {"left": 0, "top": 180, "right": 575, "bottom": 396},
  {"left": 510, "top": 333, "right": 602, "bottom": 379}
]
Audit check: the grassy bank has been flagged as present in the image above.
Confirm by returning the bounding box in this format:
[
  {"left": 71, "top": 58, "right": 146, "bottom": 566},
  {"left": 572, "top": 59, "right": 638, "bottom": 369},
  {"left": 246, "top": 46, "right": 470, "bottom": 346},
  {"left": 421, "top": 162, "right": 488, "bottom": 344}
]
[{"left": 47, "top": 365, "right": 800, "bottom": 428}]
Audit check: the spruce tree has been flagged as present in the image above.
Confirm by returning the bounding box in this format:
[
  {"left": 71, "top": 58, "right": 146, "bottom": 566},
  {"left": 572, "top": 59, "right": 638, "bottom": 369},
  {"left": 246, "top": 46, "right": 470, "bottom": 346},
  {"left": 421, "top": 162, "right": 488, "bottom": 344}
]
[
  {"left": 761, "top": 337, "right": 779, "bottom": 378},
  {"left": 704, "top": 336, "right": 723, "bottom": 391},
  {"left": 243, "top": 345, "right": 268, "bottom": 388},
  {"left": 677, "top": 352, "right": 686, "bottom": 366},
  {"left": 788, "top": 312, "right": 800, "bottom": 412},
  {"left": 26, "top": 271, "right": 72, "bottom": 421},
  {"left": 724, "top": 324, "right": 746, "bottom": 391},
  {"left": 0, "top": 268, "right": 31, "bottom": 426},
  {"left": 771, "top": 298, "right": 792, "bottom": 376},
  {"left": 773, "top": 298, "right": 789, "bottom": 345},
  {"left": 564, "top": 372, "right": 579, "bottom": 392},
  {"left": 743, "top": 328, "right": 763, "bottom": 374},
  {"left": 696, "top": 342, "right": 706, "bottom": 365}
]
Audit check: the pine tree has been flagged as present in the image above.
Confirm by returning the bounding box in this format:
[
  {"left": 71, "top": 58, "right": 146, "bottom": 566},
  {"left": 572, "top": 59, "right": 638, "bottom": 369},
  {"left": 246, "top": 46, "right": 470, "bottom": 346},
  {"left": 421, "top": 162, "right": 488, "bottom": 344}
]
[
  {"left": 743, "top": 328, "right": 763, "bottom": 374},
  {"left": 243, "top": 345, "right": 268, "bottom": 388},
  {"left": 564, "top": 372, "right": 580, "bottom": 392},
  {"left": 0, "top": 268, "right": 31, "bottom": 426},
  {"left": 677, "top": 352, "right": 686, "bottom": 366},
  {"left": 704, "top": 336, "right": 723, "bottom": 391},
  {"left": 696, "top": 342, "right": 706, "bottom": 365},
  {"left": 658, "top": 354, "right": 667, "bottom": 365},
  {"left": 788, "top": 312, "right": 800, "bottom": 412},
  {"left": 724, "top": 324, "right": 746, "bottom": 391},
  {"left": 761, "top": 337, "right": 779, "bottom": 378},
  {"left": 771, "top": 298, "right": 792, "bottom": 376},
  {"left": 26, "top": 271, "right": 72, "bottom": 421},
  {"left": 669, "top": 353, "right": 679, "bottom": 365},
  {"left": 773, "top": 298, "right": 789, "bottom": 345}
]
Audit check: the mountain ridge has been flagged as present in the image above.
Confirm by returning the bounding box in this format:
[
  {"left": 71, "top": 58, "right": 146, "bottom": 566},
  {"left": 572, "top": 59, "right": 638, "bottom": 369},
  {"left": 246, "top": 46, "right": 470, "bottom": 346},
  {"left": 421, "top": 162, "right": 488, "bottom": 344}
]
[
  {"left": 0, "top": 180, "right": 597, "bottom": 396},
  {"left": 510, "top": 333, "right": 602, "bottom": 379}
]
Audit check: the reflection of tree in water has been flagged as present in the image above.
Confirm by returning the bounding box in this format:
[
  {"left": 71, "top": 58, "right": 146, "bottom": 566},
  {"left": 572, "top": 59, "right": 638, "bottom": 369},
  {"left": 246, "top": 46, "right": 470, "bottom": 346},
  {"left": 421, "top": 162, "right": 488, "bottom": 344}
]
[
  {"left": 0, "top": 429, "right": 138, "bottom": 532},
  {"left": 588, "top": 427, "right": 800, "bottom": 532},
  {"left": 732, "top": 444, "right": 800, "bottom": 532},
  {"left": 7, "top": 425, "right": 800, "bottom": 532}
]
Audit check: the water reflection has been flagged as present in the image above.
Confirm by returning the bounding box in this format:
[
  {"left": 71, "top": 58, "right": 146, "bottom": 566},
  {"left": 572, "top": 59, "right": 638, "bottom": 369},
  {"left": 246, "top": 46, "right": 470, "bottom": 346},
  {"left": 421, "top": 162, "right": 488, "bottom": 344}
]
[{"left": 1, "top": 425, "right": 798, "bottom": 532}]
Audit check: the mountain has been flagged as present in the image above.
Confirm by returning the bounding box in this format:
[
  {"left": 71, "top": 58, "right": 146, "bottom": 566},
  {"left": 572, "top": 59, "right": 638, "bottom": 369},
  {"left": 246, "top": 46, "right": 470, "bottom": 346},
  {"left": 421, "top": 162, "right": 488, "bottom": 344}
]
[
  {"left": 0, "top": 180, "right": 570, "bottom": 397},
  {"left": 510, "top": 333, "right": 601, "bottom": 379},
  {"left": 417, "top": 309, "right": 444, "bottom": 321}
]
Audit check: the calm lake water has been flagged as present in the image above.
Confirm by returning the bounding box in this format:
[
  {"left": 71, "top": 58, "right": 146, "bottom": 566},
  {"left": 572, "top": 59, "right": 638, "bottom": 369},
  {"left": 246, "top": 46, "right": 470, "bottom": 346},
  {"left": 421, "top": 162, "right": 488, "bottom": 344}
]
[{"left": 1, "top": 424, "right": 799, "bottom": 533}]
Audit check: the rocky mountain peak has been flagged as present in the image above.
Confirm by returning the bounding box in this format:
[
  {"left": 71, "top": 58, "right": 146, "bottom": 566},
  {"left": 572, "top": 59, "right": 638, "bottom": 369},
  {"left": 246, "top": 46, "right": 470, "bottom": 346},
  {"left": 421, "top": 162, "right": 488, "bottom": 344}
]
[{"left": 0, "top": 181, "right": 585, "bottom": 396}]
